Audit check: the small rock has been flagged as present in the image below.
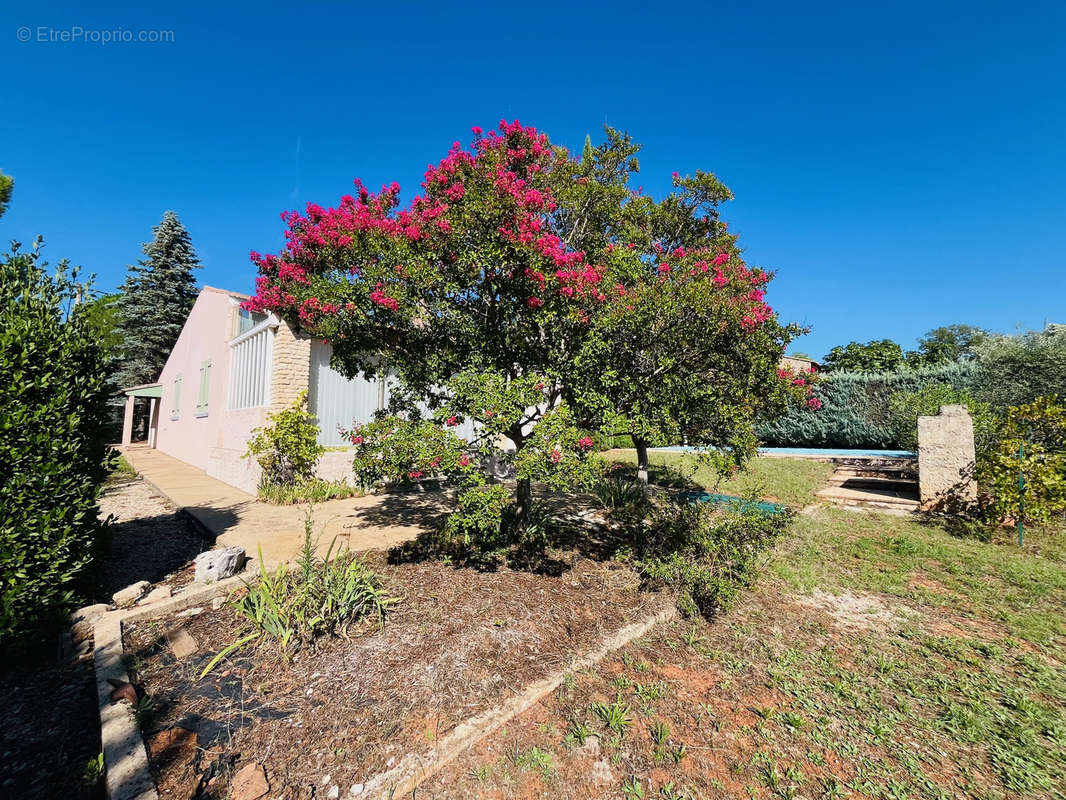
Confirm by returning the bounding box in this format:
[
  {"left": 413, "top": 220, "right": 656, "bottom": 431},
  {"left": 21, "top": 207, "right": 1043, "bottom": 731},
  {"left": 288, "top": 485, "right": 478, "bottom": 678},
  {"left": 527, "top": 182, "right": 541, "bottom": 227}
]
[
  {"left": 231, "top": 762, "right": 269, "bottom": 800},
  {"left": 349, "top": 784, "right": 364, "bottom": 796},
  {"left": 71, "top": 603, "right": 109, "bottom": 626},
  {"left": 195, "top": 547, "right": 247, "bottom": 583},
  {"left": 138, "top": 584, "right": 172, "bottom": 605},
  {"left": 112, "top": 580, "right": 150, "bottom": 606},
  {"left": 165, "top": 626, "right": 199, "bottom": 659},
  {"left": 211, "top": 596, "right": 226, "bottom": 610},
  {"left": 108, "top": 680, "right": 138, "bottom": 705},
  {"left": 321, "top": 775, "right": 332, "bottom": 785},
  {"left": 327, "top": 786, "right": 340, "bottom": 799},
  {"left": 589, "top": 758, "right": 614, "bottom": 784},
  {"left": 176, "top": 606, "right": 205, "bottom": 617}
]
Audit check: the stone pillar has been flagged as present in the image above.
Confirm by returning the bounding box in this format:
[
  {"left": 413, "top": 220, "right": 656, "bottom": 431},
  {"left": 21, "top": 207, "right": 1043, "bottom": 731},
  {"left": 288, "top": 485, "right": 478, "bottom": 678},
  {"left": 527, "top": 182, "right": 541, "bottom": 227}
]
[
  {"left": 269, "top": 318, "right": 312, "bottom": 414},
  {"left": 121, "top": 394, "right": 135, "bottom": 445},
  {"left": 917, "top": 404, "right": 978, "bottom": 511}
]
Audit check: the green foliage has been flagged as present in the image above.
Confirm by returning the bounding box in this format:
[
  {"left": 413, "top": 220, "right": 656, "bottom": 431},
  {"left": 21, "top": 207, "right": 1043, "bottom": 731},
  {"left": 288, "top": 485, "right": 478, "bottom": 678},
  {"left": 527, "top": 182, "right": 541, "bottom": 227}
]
[
  {"left": 250, "top": 123, "right": 802, "bottom": 535},
  {"left": 512, "top": 404, "right": 605, "bottom": 492},
  {"left": 347, "top": 413, "right": 475, "bottom": 489},
  {"left": 979, "top": 396, "right": 1066, "bottom": 524},
  {"left": 822, "top": 339, "right": 905, "bottom": 373},
  {"left": 590, "top": 699, "right": 633, "bottom": 733},
  {"left": 113, "top": 210, "right": 201, "bottom": 389},
  {"left": 911, "top": 324, "right": 989, "bottom": 366},
  {"left": 635, "top": 499, "right": 793, "bottom": 617},
  {"left": 974, "top": 328, "right": 1066, "bottom": 410},
  {"left": 256, "top": 478, "right": 358, "bottom": 505},
  {"left": 246, "top": 391, "right": 324, "bottom": 486},
  {"left": 887, "top": 382, "right": 999, "bottom": 453},
  {"left": 0, "top": 170, "right": 12, "bottom": 218},
  {"left": 0, "top": 240, "right": 113, "bottom": 643},
  {"left": 202, "top": 510, "right": 396, "bottom": 675},
  {"left": 758, "top": 362, "right": 980, "bottom": 448},
  {"left": 444, "top": 484, "right": 513, "bottom": 550},
  {"left": 593, "top": 474, "right": 648, "bottom": 509}
]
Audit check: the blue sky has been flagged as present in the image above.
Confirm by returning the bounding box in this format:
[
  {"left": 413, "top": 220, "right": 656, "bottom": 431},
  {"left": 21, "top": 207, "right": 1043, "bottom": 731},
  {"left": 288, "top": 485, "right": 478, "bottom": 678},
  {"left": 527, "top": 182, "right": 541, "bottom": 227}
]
[{"left": 3, "top": 0, "right": 1064, "bottom": 359}]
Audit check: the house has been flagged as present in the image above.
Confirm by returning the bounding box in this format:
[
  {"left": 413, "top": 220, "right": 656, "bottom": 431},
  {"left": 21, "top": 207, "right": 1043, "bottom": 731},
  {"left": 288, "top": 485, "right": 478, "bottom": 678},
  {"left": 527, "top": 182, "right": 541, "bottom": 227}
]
[
  {"left": 780, "top": 354, "right": 820, "bottom": 374},
  {"left": 119, "top": 286, "right": 398, "bottom": 494}
]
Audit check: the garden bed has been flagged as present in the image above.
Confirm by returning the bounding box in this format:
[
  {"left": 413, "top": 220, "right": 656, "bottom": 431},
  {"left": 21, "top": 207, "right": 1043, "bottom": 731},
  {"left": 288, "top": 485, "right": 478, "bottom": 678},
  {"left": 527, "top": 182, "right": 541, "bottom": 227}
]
[{"left": 123, "top": 549, "right": 670, "bottom": 799}]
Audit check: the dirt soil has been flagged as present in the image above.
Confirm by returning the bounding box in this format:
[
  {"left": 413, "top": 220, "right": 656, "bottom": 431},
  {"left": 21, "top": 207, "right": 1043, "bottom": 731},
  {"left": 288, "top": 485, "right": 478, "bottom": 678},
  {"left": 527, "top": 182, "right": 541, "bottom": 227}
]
[{"left": 123, "top": 551, "right": 670, "bottom": 799}]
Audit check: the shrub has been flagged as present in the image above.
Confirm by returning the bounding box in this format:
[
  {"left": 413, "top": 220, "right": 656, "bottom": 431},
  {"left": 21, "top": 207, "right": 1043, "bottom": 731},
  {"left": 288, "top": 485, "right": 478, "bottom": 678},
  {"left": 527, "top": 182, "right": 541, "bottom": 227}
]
[
  {"left": 978, "top": 396, "right": 1066, "bottom": 524},
  {"left": 758, "top": 362, "right": 980, "bottom": 448},
  {"left": 887, "top": 383, "right": 1000, "bottom": 454},
  {"left": 245, "top": 391, "right": 324, "bottom": 487},
  {"left": 444, "top": 484, "right": 512, "bottom": 550},
  {"left": 0, "top": 243, "right": 113, "bottom": 643},
  {"left": 974, "top": 329, "right": 1066, "bottom": 410},
  {"left": 635, "top": 497, "right": 793, "bottom": 617},
  {"left": 202, "top": 510, "right": 396, "bottom": 675},
  {"left": 593, "top": 474, "right": 648, "bottom": 509},
  {"left": 256, "top": 478, "right": 359, "bottom": 505},
  {"left": 345, "top": 414, "right": 475, "bottom": 490}
]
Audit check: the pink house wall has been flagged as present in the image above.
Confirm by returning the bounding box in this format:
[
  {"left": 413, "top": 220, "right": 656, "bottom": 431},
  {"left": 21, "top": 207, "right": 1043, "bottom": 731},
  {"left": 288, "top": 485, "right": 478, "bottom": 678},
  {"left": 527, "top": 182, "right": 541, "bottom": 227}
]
[{"left": 154, "top": 287, "right": 267, "bottom": 477}]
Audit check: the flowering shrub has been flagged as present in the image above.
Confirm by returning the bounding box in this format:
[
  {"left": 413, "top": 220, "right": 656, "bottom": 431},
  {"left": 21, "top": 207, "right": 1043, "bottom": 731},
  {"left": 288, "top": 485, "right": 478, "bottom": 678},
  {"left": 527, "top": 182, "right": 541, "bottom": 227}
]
[
  {"left": 245, "top": 121, "right": 803, "bottom": 528},
  {"left": 343, "top": 415, "right": 476, "bottom": 489}
]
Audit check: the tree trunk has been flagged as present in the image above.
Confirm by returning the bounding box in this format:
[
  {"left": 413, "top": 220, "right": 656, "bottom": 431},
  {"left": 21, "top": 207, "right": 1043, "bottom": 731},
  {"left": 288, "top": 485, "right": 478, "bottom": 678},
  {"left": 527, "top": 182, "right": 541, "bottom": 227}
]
[
  {"left": 515, "top": 476, "right": 533, "bottom": 524},
  {"left": 634, "top": 437, "right": 650, "bottom": 485},
  {"left": 510, "top": 426, "right": 532, "bottom": 524}
]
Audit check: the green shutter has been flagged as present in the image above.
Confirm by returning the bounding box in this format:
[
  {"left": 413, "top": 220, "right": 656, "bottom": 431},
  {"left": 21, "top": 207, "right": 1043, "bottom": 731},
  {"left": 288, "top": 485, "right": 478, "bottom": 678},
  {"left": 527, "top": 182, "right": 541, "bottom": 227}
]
[{"left": 196, "top": 360, "right": 211, "bottom": 416}]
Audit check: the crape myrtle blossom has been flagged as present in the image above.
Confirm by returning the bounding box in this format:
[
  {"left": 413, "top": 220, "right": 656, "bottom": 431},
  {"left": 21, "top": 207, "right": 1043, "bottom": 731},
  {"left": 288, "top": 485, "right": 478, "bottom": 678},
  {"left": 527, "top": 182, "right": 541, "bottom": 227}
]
[{"left": 244, "top": 120, "right": 779, "bottom": 348}]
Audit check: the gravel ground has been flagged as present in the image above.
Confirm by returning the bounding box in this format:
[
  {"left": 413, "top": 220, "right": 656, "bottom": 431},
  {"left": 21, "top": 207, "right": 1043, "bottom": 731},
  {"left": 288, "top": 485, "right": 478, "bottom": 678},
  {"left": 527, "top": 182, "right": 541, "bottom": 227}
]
[{"left": 92, "top": 477, "right": 211, "bottom": 601}]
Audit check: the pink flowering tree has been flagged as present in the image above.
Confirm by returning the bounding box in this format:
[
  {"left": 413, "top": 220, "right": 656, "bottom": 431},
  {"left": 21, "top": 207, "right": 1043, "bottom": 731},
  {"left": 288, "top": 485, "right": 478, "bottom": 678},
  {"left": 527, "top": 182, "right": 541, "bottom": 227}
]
[{"left": 245, "top": 121, "right": 805, "bottom": 530}]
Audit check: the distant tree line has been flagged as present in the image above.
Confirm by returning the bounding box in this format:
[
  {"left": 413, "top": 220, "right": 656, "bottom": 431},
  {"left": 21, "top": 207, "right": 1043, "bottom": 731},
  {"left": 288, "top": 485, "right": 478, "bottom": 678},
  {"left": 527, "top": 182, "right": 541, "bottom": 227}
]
[{"left": 763, "top": 324, "right": 1066, "bottom": 449}]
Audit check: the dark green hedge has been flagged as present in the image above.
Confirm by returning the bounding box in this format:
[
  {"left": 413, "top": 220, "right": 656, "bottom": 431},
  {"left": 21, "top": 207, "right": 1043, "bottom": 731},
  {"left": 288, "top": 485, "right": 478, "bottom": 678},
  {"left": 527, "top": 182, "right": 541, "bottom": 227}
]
[
  {"left": 757, "top": 362, "right": 980, "bottom": 449},
  {"left": 1, "top": 246, "right": 113, "bottom": 644}
]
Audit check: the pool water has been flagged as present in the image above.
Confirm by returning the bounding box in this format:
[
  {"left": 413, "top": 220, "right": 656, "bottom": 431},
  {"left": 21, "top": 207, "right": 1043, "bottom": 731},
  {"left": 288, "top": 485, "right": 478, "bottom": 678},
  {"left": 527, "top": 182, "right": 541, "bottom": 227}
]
[
  {"left": 681, "top": 491, "right": 784, "bottom": 514},
  {"left": 653, "top": 446, "right": 915, "bottom": 459}
]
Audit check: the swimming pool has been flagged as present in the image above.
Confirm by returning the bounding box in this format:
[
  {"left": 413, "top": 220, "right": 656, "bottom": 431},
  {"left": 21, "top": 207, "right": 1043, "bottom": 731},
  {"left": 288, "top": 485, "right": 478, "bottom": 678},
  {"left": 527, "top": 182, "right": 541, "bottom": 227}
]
[
  {"left": 681, "top": 491, "right": 784, "bottom": 514},
  {"left": 651, "top": 446, "right": 915, "bottom": 459}
]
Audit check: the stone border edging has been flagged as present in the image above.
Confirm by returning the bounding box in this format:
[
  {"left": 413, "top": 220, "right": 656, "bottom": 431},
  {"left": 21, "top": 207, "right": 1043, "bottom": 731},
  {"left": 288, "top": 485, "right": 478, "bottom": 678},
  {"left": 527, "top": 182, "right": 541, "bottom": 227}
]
[
  {"left": 362, "top": 602, "right": 678, "bottom": 799},
  {"left": 92, "top": 571, "right": 253, "bottom": 800}
]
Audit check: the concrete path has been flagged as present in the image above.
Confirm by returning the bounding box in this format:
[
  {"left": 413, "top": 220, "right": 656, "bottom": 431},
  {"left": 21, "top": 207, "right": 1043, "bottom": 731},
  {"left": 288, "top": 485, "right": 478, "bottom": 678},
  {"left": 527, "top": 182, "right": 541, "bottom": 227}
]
[{"left": 120, "top": 447, "right": 445, "bottom": 566}]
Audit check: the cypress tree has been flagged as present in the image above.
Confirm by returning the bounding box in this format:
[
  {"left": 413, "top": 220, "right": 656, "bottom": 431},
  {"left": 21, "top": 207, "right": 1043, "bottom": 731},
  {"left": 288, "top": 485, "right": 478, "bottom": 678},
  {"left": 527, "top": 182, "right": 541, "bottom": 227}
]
[{"left": 114, "top": 211, "right": 201, "bottom": 388}]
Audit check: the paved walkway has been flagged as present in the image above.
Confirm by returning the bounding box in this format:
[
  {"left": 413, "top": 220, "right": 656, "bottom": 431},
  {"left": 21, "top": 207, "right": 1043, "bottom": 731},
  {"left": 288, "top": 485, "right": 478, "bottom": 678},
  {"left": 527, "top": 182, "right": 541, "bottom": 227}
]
[{"left": 120, "top": 447, "right": 446, "bottom": 566}]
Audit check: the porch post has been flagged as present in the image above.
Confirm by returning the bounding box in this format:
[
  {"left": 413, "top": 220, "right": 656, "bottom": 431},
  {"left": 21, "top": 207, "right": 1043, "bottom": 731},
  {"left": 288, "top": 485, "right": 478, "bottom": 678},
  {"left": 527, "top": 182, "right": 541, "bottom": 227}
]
[
  {"left": 147, "top": 398, "right": 159, "bottom": 448},
  {"left": 121, "top": 394, "right": 135, "bottom": 445}
]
